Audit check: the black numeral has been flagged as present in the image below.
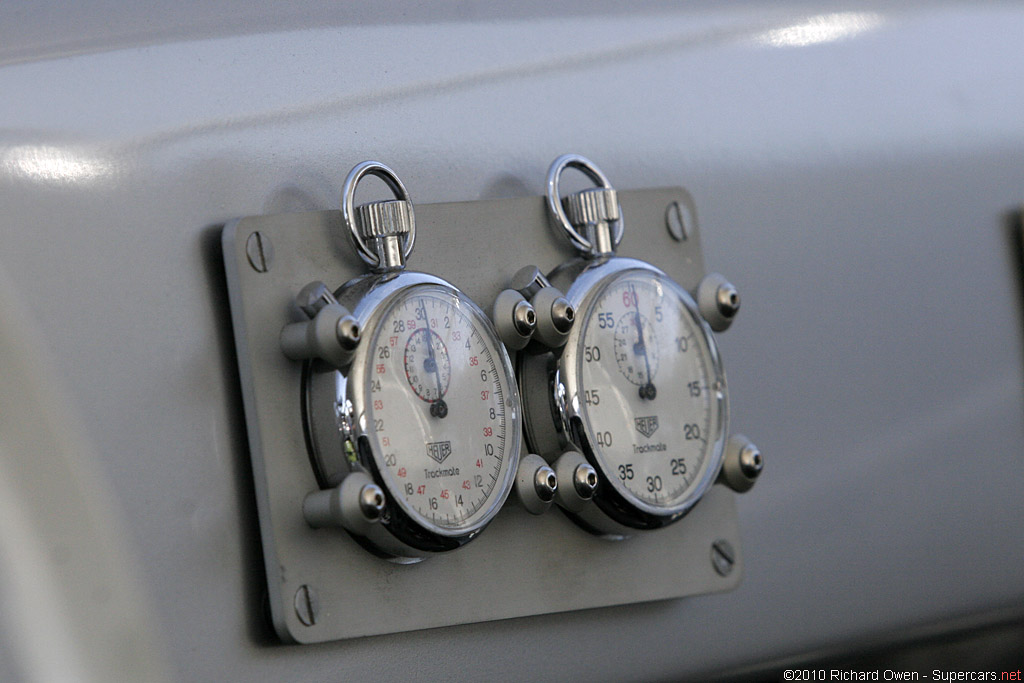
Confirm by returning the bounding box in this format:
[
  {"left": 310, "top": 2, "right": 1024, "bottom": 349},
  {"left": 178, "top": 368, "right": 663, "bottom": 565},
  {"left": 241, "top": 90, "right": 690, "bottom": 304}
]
[
  {"left": 646, "top": 475, "right": 663, "bottom": 492},
  {"left": 671, "top": 458, "right": 687, "bottom": 475},
  {"left": 617, "top": 463, "right": 634, "bottom": 480},
  {"left": 595, "top": 431, "right": 612, "bottom": 448},
  {"left": 684, "top": 424, "right": 701, "bottom": 441},
  {"left": 584, "top": 345, "right": 601, "bottom": 362},
  {"left": 687, "top": 381, "right": 701, "bottom": 397},
  {"left": 584, "top": 389, "right": 600, "bottom": 406}
]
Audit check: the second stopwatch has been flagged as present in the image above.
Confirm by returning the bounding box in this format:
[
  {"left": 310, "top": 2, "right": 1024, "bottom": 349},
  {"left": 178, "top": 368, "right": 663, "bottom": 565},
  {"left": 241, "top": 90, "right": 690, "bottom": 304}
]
[
  {"left": 516, "top": 155, "right": 732, "bottom": 536},
  {"left": 299, "top": 161, "right": 522, "bottom": 561}
]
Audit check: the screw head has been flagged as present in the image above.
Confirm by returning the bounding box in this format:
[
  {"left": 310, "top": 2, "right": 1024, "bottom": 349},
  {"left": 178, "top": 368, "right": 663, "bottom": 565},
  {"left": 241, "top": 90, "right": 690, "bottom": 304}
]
[
  {"left": 711, "top": 539, "right": 735, "bottom": 577},
  {"left": 550, "top": 297, "right": 575, "bottom": 334},
  {"left": 715, "top": 282, "right": 740, "bottom": 319},
  {"left": 533, "top": 464, "right": 557, "bottom": 503},
  {"left": 573, "top": 463, "right": 598, "bottom": 499},
  {"left": 245, "top": 231, "right": 273, "bottom": 272},
  {"left": 358, "top": 483, "right": 386, "bottom": 521},
  {"left": 665, "top": 200, "right": 691, "bottom": 242},
  {"left": 335, "top": 315, "right": 361, "bottom": 350},
  {"left": 294, "top": 584, "right": 319, "bottom": 626},
  {"left": 513, "top": 299, "right": 537, "bottom": 336},
  {"left": 739, "top": 445, "right": 763, "bottom": 479}
]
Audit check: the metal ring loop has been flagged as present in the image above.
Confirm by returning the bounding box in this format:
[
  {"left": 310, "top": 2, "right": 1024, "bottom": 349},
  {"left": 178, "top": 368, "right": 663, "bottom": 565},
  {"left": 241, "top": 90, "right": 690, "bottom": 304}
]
[
  {"left": 546, "top": 153, "right": 623, "bottom": 254},
  {"left": 341, "top": 160, "right": 416, "bottom": 268}
]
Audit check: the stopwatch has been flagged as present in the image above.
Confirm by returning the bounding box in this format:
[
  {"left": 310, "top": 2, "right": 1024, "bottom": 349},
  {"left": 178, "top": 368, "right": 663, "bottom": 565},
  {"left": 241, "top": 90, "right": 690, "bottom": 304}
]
[
  {"left": 516, "top": 154, "right": 737, "bottom": 536},
  {"left": 292, "top": 161, "right": 524, "bottom": 560}
]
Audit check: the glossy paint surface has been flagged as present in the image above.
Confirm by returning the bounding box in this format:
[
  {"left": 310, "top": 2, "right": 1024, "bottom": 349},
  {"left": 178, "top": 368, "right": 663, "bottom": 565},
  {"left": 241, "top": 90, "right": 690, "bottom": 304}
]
[{"left": 1, "top": 2, "right": 1023, "bottom": 679}]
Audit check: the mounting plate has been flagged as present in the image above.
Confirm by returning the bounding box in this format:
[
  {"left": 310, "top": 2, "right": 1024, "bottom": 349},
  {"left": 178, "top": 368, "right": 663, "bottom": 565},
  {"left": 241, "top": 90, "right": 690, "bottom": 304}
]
[{"left": 222, "top": 187, "right": 743, "bottom": 644}]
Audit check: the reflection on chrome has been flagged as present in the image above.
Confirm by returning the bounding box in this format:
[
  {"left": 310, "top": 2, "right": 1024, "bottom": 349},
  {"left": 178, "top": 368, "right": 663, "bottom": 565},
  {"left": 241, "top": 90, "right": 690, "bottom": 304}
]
[
  {"left": 0, "top": 145, "right": 112, "bottom": 183},
  {"left": 754, "top": 12, "right": 882, "bottom": 48}
]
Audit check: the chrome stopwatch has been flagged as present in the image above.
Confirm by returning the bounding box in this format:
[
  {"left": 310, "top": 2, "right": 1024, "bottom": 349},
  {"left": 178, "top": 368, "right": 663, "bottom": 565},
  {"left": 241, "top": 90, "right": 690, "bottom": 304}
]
[
  {"left": 514, "top": 154, "right": 752, "bottom": 537},
  {"left": 286, "top": 161, "right": 523, "bottom": 561}
]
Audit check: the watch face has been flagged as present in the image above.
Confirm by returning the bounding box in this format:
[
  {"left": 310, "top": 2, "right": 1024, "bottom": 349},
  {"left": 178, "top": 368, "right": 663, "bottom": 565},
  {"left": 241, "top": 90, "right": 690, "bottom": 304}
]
[
  {"left": 571, "top": 267, "right": 726, "bottom": 518},
  {"left": 359, "top": 283, "right": 519, "bottom": 536}
]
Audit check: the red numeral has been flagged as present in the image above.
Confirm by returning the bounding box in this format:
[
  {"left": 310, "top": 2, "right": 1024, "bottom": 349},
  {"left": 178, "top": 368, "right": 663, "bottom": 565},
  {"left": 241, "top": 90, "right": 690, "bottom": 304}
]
[
  {"left": 483, "top": 427, "right": 492, "bottom": 437},
  {"left": 452, "top": 331, "right": 461, "bottom": 341},
  {"left": 440, "top": 489, "right": 450, "bottom": 500},
  {"left": 476, "top": 459, "right": 483, "bottom": 468},
  {"left": 382, "top": 437, "right": 390, "bottom": 447},
  {"left": 376, "top": 363, "right": 385, "bottom": 375},
  {"left": 462, "top": 480, "right": 471, "bottom": 490},
  {"left": 389, "top": 335, "right": 398, "bottom": 347},
  {"left": 469, "top": 356, "right": 479, "bottom": 366},
  {"left": 373, "top": 400, "right": 383, "bottom": 410},
  {"left": 417, "top": 485, "right": 426, "bottom": 494},
  {"left": 480, "top": 390, "right": 489, "bottom": 401},
  {"left": 430, "top": 318, "right": 437, "bottom": 328},
  {"left": 397, "top": 467, "right": 407, "bottom": 478},
  {"left": 407, "top": 319, "right": 415, "bottom": 329},
  {"left": 622, "top": 291, "right": 637, "bottom": 307}
]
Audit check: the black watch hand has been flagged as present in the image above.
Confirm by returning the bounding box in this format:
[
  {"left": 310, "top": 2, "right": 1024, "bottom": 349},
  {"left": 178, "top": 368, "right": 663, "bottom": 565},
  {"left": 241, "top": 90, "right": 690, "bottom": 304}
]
[
  {"left": 631, "top": 284, "right": 656, "bottom": 401},
  {"left": 419, "top": 299, "right": 448, "bottom": 418}
]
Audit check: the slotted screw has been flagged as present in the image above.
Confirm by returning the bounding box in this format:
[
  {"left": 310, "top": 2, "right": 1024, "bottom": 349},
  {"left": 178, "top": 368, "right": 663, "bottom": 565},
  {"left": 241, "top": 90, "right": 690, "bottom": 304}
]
[
  {"left": 246, "top": 231, "right": 273, "bottom": 272},
  {"left": 711, "top": 539, "right": 735, "bottom": 577},
  {"left": 294, "top": 584, "right": 319, "bottom": 626},
  {"left": 665, "top": 201, "right": 690, "bottom": 242}
]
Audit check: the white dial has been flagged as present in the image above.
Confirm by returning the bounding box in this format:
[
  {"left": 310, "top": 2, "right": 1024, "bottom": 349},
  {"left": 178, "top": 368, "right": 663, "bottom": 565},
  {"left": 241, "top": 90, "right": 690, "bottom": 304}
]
[
  {"left": 575, "top": 269, "right": 725, "bottom": 514},
  {"left": 361, "top": 284, "right": 516, "bottom": 534}
]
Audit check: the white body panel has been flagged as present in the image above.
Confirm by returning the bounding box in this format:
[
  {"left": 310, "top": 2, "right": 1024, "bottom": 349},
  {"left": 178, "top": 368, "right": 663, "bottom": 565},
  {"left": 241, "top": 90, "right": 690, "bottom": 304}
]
[{"left": 1, "top": 2, "right": 1022, "bottom": 679}]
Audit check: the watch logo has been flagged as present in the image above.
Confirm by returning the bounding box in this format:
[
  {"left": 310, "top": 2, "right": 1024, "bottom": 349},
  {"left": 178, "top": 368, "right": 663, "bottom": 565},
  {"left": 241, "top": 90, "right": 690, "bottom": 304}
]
[
  {"left": 634, "top": 416, "right": 659, "bottom": 439},
  {"left": 426, "top": 440, "right": 452, "bottom": 464}
]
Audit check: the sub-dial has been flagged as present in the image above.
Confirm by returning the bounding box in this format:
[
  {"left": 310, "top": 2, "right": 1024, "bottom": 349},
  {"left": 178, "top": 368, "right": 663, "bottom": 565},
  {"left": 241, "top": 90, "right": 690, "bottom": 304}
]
[
  {"left": 403, "top": 325, "right": 451, "bottom": 417},
  {"left": 614, "top": 310, "right": 659, "bottom": 400}
]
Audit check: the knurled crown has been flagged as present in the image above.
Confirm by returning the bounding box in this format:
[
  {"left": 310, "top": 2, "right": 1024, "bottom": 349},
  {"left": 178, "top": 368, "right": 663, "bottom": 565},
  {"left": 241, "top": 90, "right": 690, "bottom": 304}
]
[
  {"left": 561, "top": 188, "right": 620, "bottom": 227},
  {"left": 355, "top": 199, "right": 413, "bottom": 240}
]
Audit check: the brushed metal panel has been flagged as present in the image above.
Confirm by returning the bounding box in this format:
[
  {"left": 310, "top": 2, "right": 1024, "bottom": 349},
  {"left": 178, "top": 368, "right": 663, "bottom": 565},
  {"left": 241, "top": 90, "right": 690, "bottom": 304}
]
[{"left": 223, "top": 187, "right": 741, "bottom": 642}]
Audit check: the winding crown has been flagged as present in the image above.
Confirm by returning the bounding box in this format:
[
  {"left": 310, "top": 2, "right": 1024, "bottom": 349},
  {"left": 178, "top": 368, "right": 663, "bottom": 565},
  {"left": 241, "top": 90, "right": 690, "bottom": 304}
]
[
  {"left": 356, "top": 199, "right": 413, "bottom": 240},
  {"left": 561, "top": 188, "right": 620, "bottom": 227}
]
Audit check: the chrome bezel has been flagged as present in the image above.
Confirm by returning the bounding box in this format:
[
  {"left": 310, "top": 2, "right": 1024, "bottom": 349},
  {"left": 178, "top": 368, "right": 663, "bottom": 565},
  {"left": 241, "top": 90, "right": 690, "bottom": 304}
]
[
  {"left": 555, "top": 258, "right": 728, "bottom": 527},
  {"left": 304, "top": 271, "right": 521, "bottom": 550}
]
